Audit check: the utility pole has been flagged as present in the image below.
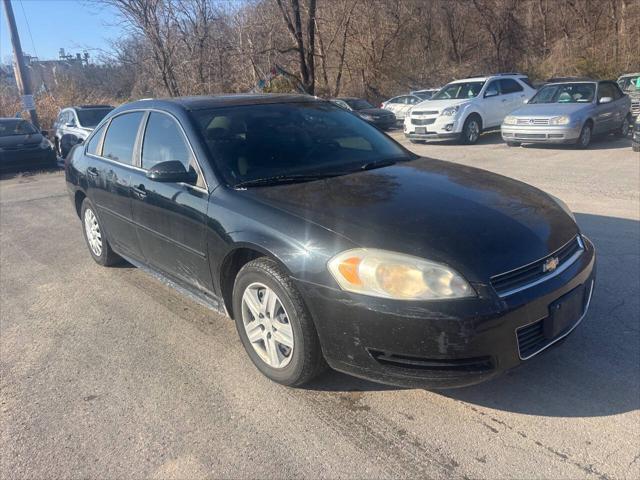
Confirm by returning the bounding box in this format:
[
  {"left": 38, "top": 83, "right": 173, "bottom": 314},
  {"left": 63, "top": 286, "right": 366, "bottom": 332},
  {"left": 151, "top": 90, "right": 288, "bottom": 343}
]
[{"left": 2, "top": 0, "right": 40, "bottom": 129}]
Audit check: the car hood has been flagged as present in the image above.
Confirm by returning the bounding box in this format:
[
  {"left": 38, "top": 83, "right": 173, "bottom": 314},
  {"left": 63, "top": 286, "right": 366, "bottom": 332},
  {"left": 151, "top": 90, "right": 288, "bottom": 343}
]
[
  {"left": 509, "top": 103, "right": 591, "bottom": 117},
  {"left": 0, "top": 133, "right": 43, "bottom": 147},
  {"left": 240, "top": 158, "right": 579, "bottom": 281},
  {"left": 412, "top": 98, "right": 470, "bottom": 111}
]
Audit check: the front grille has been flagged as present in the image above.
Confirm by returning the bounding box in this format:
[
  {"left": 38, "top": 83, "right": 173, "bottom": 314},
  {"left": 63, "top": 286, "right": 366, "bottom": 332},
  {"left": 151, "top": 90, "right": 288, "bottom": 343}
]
[
  {"left": 516, "top": 118, "right": 550, "bottom": 125},
  {"left": 491, "top": 236, "right": 584, "bottom": 297},
  {"left": 412, "top": 110, "right": 438, "bottom": 115},
  {"left": 631, "top": 100, "right": 640, "bottom": 115},
  {"left": 515, "top": 133, "right": 547, "bottom": 139},
  {"left": 369, "top": 350, "right": 493, "bottom": 373},
  {"left": 411, "top": 118, "right": 436, "bottom": 126}
]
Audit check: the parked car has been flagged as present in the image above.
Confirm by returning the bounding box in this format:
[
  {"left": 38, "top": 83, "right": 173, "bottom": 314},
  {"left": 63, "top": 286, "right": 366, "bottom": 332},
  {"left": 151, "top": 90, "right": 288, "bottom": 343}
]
[
  {"left": 66, "top": 94, "right": 596, "bottom": 389},
  {"left": 404, "top": 73, "right": 536, "bottom": 144},
  {"left": 501, "top": 80, "right": 632, "bottom": 148},
  {"left": 330, "top": 97, "right": 396, "bottom": 130},
  {"left": 617, "top": 72, "right": 640, "bottom": 119},
  {"left": 381, "top": 94, "right": 425, "bottom": 122},
  {"left": 53, "top": 105, "right": 114, "bottom": 158},
  {"left": 633, "top": 118, "right": 640, "bottom": 152},
  {"left": 0, "top": 117, "right": 56, "bottom": 173}
]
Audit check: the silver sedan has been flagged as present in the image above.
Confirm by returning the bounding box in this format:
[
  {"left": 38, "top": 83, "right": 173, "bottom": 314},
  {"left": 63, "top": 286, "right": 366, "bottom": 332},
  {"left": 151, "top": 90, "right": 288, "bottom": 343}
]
[{"left": 501, "top": 80, "right": 632, "bottom": 149}]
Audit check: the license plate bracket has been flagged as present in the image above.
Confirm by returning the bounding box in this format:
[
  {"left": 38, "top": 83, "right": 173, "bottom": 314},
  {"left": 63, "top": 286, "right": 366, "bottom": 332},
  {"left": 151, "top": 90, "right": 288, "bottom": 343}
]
[
  {"left": 544, "top": 286, "right": 585, "bottom": 339},
  {"left": 415, "top": 127, "right": 427, "bottom": 134}
]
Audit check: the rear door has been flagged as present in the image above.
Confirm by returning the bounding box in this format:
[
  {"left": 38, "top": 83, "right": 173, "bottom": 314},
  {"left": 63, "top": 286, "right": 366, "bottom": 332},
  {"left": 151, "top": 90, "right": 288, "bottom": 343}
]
[
  {"left": 129, "top": 111, "right": 213, "bottom": 292},
  {"left": 86, "top": 111, "right": 146, "bottom": 260},
  {"left": 499, "top": 78, "right": 527, "bottom": 114}
]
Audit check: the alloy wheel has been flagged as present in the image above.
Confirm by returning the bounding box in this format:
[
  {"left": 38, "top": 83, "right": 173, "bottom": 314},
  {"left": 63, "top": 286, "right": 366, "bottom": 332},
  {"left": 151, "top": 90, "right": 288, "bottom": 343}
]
[
  {"left": 241, "top": 282, "right": 294, "bottom": 369},
  {"left": 84, "top": 208, "right": 103, "bottom": 257},
  {"left": 467, "top": 120, "right": 480, "bottom": 143},
  {"left": 622, "top": 119, "right": 630, "bottom": 136},
  {"left": 580, "top": 126, "right": 591, "bottom": 147}
]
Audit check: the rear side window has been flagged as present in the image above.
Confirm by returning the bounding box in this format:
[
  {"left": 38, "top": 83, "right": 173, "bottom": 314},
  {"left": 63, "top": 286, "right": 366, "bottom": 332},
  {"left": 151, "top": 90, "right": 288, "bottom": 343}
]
[
  {"left": 597, "top": 83, "right": 616, "bottom": 101},
  {"left": 86, "top": 123, "right": 106, "bottom": 155},
  {"left": 500, "top": 79, "right": 524, "bottom": 94},
  {"left": 518, "top": 77, "right": 535, "bottom": 89},
  {"left": 101, "top": 112, "right": 144, "bottom": 165},
  {"left": 141, "top": 112, "right": 192, "bottom": 171}
]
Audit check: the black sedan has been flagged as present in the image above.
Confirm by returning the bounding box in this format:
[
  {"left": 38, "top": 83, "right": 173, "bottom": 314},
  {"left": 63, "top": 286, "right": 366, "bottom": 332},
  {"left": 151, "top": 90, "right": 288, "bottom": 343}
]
[
  {"left": 66, "top": 95, "right": 596, "bottom": 388},
  {"left": 331, "top": 97, "right": 396, "bottom": 130},
  {"left": 0, "top": 118, "right": 57, "bottom": 173}
]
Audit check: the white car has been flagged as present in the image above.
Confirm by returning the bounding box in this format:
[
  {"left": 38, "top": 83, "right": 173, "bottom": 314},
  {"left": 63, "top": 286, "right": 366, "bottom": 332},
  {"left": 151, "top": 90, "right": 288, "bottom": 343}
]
[
  {"left": 381, "top": 94, "right": 428, "bottom": 122},
  {"left": 404, "top": 74, "right": 536, "bottom": 144}
]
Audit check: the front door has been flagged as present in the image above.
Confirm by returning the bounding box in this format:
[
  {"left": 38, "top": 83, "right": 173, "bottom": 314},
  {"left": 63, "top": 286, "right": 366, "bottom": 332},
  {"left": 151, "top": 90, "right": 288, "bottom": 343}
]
[
  {"left": 130, "top": 111, "right": 213, "bottom": 293},
  {"left": 594, "top": 83, "right": 617, "bottom": 134},
  {"left": 86, "top": 111, "right": 146, "bottom": 260}
]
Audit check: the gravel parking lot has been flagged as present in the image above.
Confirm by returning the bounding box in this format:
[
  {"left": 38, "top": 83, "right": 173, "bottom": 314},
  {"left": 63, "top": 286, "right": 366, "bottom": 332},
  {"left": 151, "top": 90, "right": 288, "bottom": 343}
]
[{"left": 1, "top": 132, "right": 638, "bottom": 479}]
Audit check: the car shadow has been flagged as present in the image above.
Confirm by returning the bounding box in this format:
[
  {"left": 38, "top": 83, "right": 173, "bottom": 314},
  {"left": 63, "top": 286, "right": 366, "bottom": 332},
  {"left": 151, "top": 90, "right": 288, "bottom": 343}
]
[{"left": 306, "top": 213, "right": 640, "bottom": 418}]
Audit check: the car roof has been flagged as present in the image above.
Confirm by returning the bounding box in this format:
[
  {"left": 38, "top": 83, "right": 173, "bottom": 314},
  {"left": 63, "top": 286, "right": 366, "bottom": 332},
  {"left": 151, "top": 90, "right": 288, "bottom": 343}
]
[{"left": 120, "top": 94, "right": 320, "bottom": 112}]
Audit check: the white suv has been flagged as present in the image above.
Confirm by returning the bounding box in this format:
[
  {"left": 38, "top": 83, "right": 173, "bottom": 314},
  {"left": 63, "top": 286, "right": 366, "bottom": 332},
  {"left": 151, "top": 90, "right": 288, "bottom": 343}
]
[{"left": 404, "top": 74, "right": 536, "bottom": 144}]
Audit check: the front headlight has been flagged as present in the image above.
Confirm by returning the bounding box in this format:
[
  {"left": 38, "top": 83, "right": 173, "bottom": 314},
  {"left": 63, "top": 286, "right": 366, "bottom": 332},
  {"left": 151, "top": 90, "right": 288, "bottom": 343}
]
[
  {"left": 359, "top": 113, "right": 374, "bottom": 121},
  {"left": 440, "top": 105, "right": 460, "bottom": 117},
  {"left": 39, "top": 137, "right": 53, "bottom": 149},
  {"left": 328, "top": 248, "right": 474, "bottom": 300},
  {"left": 503, "top": 115, "right": 517, "bottom": 125},
  {"left": 549, "top": 115, "right": 570, "bottom": 125}
]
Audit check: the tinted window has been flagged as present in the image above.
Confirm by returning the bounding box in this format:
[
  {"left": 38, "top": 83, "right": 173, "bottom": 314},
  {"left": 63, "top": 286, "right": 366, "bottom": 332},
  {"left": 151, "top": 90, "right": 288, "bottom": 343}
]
[
  {"left": 0, "top": 119, "right": 38, "bottom": 137},
  {"left": 597, "top": 83, "right": 616, "bottom": 101},
  {"left": 343, "top": 99, "right": 374, "bottom": 110},
  {"left": 101, "top": 112, "right": 144, "bottom": 165},
  {"left": 518, "top": 77, "right": 535, "bottom": 89},
  {"left": 86, "top": 123, "right": 106, "bottom": 155},
  {"left": 193, "top": 102, "right": 412, "bottom": 187},
  {"left": 77, "top": 108, "right": 114, "bottom": 128},
  {"left": 500, "top": 79, "right": 524, "bottom": 94},
  {"left": 142, "top": 113, "right": 192, "bottom": 170}
]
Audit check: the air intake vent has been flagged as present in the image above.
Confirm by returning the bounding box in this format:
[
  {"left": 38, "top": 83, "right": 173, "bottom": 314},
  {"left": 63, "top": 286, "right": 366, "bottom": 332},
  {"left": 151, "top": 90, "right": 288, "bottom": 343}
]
[
  {"left": 368, "top": 350, "right": 493, "bottom": 373},
  {"left": 516, "top": 320, "right": 546, "bottom": 359}
]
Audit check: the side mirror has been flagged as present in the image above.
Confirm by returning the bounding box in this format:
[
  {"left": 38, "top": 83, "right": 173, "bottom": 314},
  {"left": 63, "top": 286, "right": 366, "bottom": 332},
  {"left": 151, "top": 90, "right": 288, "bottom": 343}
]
[
  {"left": 523, "top": 98, "right": 529, "bottom": 104},
  {"left": 485, "top": 90, "right": 499, "bottom": 98},
  {"left": 146, "top": 160, "right": 198, "bottom": 184},
  {"left": 599, "top": 96, "right": 613, "bottom": 104},
  {"left": 65, "top": 122, "right": 75, "bottom": 128}
]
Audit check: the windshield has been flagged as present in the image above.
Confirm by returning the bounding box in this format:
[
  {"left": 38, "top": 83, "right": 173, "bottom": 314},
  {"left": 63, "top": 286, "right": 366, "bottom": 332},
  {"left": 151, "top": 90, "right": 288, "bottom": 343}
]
[
  {"left": 192, "top": 102, "right": 413, "bottom": 187},
  {"left": 0, "top": 119, "right": 38, "bottom": 137},
  {"left": 618, "top": 76, "right": 639, "bottom": 92},
  {"left": 432, "top": 82, "right": 484, "bottom": 100},
  {"left": 529, "top": 83, "right": 596, "bottom": 104},
  {"left": 343, "top": 99, "right": 374, "bottom": 110},
  {"left": 76, "top": 108, "right": 113, "bottom": 128},
  {"left": 415, "top": 92, "right": 434, "bottom": 100}
]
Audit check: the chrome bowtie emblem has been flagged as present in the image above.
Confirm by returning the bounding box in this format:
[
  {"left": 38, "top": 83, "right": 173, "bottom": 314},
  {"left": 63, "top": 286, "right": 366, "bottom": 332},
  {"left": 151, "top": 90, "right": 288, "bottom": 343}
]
[
  {"left": 543, "top": 257, "right": 560, "bottom": 273},
  {"left": 529, "top": 119, "right": 535, "bottom": 125}
]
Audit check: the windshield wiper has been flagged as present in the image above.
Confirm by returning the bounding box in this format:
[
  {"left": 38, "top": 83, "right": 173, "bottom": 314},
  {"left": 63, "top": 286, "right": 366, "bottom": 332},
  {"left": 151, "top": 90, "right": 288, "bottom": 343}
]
[
  {"left": 234, "top": 173, "right": 342, "bottom": 188},
  {"left": 359, "top": 159, "right": 399, "bottom": 171}
]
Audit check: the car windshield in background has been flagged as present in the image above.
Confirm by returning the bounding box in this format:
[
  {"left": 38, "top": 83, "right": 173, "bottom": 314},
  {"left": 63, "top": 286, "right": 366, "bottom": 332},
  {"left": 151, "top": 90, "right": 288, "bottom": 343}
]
[
  {"left": 432, "top": 82, "right": 485, "bottom": 100},
  {"left": 529, "top": 83, "right": 596, "bottom": 104},
  {"left": 76, "top": 108, "right": 113, "bottom": 128},
  {"left": 192, "top": 102, "right": 413, "bottom": 187},
  {"left": 0, "top": 119, "right": 38, "bottom": 137},
  {"left": 344, "top": 99, "right": 374, "bottom": 110},
  {"left": 618, "top": 76, "right": 639, "bottom": 92},
  {"left": 415, "top": 93, "right": 433, "bottom": 100}
]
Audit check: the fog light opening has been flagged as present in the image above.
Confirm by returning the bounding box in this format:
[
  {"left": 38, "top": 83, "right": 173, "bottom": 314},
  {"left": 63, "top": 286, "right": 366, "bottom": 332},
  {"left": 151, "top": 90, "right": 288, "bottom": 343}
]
[{"left": 444, "top": 123, "right": 454, "bottom": 132}]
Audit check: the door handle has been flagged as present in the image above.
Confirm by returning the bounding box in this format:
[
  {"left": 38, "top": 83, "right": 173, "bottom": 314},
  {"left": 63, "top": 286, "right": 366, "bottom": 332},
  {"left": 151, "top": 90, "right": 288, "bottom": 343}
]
[
  {"left": 87, "top": 167, "right": 98, "bottom": 177},
  {"left": 132, "top": 184, "right": 147, "bottom": 199}
]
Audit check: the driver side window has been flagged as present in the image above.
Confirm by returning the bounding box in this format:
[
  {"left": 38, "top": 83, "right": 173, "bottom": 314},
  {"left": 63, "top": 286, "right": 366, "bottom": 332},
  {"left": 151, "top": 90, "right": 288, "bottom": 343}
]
[{"left": 485, "top": 80, "right": 501, "bottom": 97}]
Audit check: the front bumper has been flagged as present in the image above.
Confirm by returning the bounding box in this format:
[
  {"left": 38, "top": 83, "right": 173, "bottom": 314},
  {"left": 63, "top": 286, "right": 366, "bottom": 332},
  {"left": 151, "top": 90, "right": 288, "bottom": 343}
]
[
  {"left": 501, "top": 124, "right": 582, "bottom": 144},
  {"left": 296, "top": 237, "right": 596, "bottom": 389},
  {"left": 404, "top": 114, "right": 462, "bottom": 140},
  {"left": 0, "top": 148, "right": 57, "bottom": 173}
]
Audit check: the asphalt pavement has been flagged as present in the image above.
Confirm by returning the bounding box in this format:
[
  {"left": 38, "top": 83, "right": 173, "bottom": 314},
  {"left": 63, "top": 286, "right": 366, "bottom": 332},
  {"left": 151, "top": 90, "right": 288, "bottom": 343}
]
[{"left": 1, "top": 131, "right": 638, "bottom": 479}]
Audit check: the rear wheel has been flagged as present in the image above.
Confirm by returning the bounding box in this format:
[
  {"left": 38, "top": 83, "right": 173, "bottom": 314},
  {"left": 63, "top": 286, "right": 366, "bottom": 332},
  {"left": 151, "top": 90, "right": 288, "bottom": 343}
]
[
  {"left": 615, "top": 116, "right": 631, "bottom": 138},
  {"left": 506, "top": 141, "right": 521, "bottom": 147},
  {"left": 461, "top": 115, "right": 481, "bottom": 145},
  {"left": 576, "top": 122, "right": 592, "bottom": 149},
  {"left": 80, "top": 198, "right": 121, "bottom": 266},
  {"left": 232, "top": 257, "right": 326, "bottom": 386},
  {"left": 409, "top": 139, "right": 426, "bottom": 144}
]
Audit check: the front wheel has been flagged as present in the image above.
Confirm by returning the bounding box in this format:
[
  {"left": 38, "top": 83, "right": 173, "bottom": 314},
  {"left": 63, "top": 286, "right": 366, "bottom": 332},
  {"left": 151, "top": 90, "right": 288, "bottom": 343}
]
[
  {"left": 576, "top": 123, "right": 592, "bottom": 149},
  {"left": 506, "top": 141, "right": 521, "bottom": 147},
  {"left": 80, "top": 198, "right": 121, "bottom": 266},
  {"left": 232, "top": 257, "right": 326, "bottom": 386},
  {"left": 461, "top": 116, "right": 481, "bottom": 145},
  {"left": 409, "top": 139, "right": 426, "bottom": 144}
]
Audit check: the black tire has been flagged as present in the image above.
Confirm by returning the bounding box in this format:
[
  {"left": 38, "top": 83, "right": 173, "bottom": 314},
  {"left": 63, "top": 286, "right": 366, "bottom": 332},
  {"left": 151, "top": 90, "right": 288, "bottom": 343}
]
[
  {"left": 409, "top": 139, "right": 426, "bottom": 144},
  {"left": 506, "top": 141, "right": 521, "bottom": 147},
  {"left": 576, "top": 122, "right": 592, "bottom": 149},
  {"left": 615, "top": 116, "right": 631, "bottom": 138},
  {"left": 232, "top": 257, "right": 327, "bottom": 386},
  {"left": 80, "top": 198, "right": 121, "bottom": 266},
  {"left": 54, "top": 137, "right": 62, "bottom": 158},
  {"left": 461, "top": 115, "right": 482, "bottom": 145}
]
